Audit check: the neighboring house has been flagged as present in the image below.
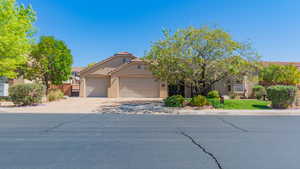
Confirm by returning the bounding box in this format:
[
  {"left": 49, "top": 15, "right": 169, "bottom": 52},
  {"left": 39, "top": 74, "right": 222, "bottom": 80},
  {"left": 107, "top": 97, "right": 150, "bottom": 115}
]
[
  {"left": 79, "top": 52, "right": 168, "bottom": 98},
  {"left": 65, "top": 67, "right": 83, "bottom": 85},
  {"left": 262, "top": 61, "right": 300, "bottom": 69},
  {"left": 0, "top": 76, "right": 33, "bottom": 97},
  {"left": 0, "top": 77, "right": 9, "bottom": 97},
  {"left": 51, "top": 67, "right": 84, "bottom": 97},
  {"left": 199, "top": 61, "right": 300, "bottom": 98},
  {"left": 215, "top": 76, "right": 257, "bottom": 98},
  {"left": 179, "top": 75, "right": 257, "bottom": 98}
]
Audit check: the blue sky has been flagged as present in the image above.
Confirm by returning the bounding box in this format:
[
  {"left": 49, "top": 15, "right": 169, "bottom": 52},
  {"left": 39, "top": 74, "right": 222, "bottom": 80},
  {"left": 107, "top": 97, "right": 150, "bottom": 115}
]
[{"left": 18, "top": 0, "right": 300, "bottom": 67}]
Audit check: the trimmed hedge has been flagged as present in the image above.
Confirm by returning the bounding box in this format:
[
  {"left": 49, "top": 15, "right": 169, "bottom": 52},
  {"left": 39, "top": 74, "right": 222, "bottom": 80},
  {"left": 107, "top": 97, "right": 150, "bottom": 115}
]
[
  {"left": 207, "top": 90, "right": 220, "bottom": 99},
  {"left": 9, "top": 83, "right": 45, "bottom": 106},
  {"left": 164, "top": 95, "right": 185, "bottom": 107},
  {"left": 266, "top": 85, "right": 297, "bottom": 109},
  {"left": 252, "top": 85, "right": 267, "bottom": 100},
  {"left": 190, "top": 95, "right": 210, "bottom": 107},
  {"left": 48, "top": 89, "right": 64, "bottom": 102}
]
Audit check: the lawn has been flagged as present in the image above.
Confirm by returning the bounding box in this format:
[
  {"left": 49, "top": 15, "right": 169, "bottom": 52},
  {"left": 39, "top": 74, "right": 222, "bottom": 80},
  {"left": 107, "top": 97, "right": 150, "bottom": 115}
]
[{"left": 220, "top": 99, "right": 271, "bottom": 110}]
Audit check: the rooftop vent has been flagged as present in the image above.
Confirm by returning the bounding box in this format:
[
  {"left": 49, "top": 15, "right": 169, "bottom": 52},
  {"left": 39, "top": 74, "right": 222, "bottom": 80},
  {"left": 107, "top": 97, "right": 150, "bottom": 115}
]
[{"left": 115, "top": 52, "right": 133, "bottom": 56}]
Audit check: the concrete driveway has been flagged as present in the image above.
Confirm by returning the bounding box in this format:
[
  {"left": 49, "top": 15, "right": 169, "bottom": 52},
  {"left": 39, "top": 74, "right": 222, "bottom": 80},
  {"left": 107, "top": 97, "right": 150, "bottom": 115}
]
[
  {"left": 3, "top": 97, "right": 300, "bottom": 115},
  {"left": 1, "top": 114, "right": 300, "bottom": 169},
  {"left": 0, "top": 98, "right": 163, "bottom": 113}
]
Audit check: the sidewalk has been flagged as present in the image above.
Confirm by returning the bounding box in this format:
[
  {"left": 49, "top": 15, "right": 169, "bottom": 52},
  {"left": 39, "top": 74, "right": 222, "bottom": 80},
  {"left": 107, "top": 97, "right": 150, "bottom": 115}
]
[{"left": 170, "top": 109, "right": 300, "bottom": 116}]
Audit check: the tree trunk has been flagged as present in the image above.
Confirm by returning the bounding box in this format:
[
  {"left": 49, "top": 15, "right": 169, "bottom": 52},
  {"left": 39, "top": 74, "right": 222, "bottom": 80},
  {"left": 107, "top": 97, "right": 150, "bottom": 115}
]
[{"left": 44, "top": 75, "right": 49, "bottom": 95}]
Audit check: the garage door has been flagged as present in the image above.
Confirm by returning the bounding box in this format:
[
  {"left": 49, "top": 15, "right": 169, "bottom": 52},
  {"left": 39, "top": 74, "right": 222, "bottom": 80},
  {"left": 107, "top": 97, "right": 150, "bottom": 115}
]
[
  {"left": 119, "top": 77, "right": 160, "bottom": 98},
  {"left": 86, "top": 77, "right": 108, "bottom": 97}
]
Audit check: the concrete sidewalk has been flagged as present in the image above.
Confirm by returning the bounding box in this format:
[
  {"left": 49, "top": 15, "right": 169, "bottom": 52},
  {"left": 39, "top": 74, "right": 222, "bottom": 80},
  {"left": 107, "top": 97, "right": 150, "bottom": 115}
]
[
  {"left": 0, "top": 97, "right": 162, "bottom": 114},
  {"left": 172, "top": 109, "right": 300, "bottom": 116}
]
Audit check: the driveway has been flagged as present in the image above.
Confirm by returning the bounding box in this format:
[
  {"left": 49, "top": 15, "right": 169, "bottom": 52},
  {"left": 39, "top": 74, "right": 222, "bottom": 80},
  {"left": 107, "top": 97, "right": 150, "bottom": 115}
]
[
  {"left": 3, "top": 97, "right": 300, "bottom": 115},
  {"left": 1, "top": 114, "right": 300, "bottom": 169},
  {"left": 0, "top": 98, "right": 163, "bottom": 113}
]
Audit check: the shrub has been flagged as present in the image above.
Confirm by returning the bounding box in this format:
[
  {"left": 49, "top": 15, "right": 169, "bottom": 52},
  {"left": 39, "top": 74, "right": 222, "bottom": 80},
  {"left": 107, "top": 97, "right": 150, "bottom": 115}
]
[
  {"left": 190, "top": 95, "right": 210, "bottom": 107},
  {"left": 229, "top": 92, "right": 239, "bottom": 99},
  {"left": 207, "top": 90, "right": 220, "bottom": 99},
  {"left": 207, "top": 98, "right": 224, "bottom": 109},
  {"left": 0, "top": 96, "right": 11, "bottom": 102},
  {"left": 252, "top": 85, "right": 267, "bottom": 100},
  {"left": 48, "top": 89, "right": 64, "bottom": 102},
  {"left": 9, "top": 83, "right": 45, "bottom": 106},
  {"left": 164, "top": 95, "right": 185, "bottom": 107},
  {"left": 260, "top": 64, "right": 300, "bottom": 85},
  {"left": 266, "top": 85, "right": 297, "bottom": 109}
]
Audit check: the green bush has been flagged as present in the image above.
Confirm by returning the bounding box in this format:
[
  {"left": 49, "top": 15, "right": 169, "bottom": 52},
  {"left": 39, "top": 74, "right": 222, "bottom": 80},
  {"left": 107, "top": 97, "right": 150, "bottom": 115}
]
[
  {"left": 48, "top": 89, "right": 64, "bottom": 102},
  {"left": 207, "top": 98, "right": 224, "bottom": 108},
  {"left": 190, "top": 95, "right": 210, "bottom": 107},
  {"left": 0, "top": 96, "right": 11, "bottom": 102},
  {"left": 9, "top": 83, "right": 45, "bottom": 106},
  {"left": 229, "top": 92, "right": 239, "bottom": 99},
  {"left": 266, "top": 85, "right": 297, "bottom": 109},
  {"left": 207, "top": 90, "right": 220, "bottom": 99},
  {"left": 164, "top": 95, "right": 185, "bottom": 107},
  {"left": 252, "top": 85, "right": 267, "bottom": 100}
]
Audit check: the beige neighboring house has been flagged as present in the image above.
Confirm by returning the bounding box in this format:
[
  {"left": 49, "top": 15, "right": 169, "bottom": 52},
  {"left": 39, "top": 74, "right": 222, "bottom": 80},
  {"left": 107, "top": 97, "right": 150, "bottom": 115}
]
[{"left": 79, "top": 52, "right": 168, "bottom": 98}]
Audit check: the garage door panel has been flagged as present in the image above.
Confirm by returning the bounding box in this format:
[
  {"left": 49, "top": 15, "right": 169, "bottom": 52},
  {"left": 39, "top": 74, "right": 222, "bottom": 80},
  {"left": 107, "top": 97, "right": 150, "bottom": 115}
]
[
  {"left": 120, "top": 77, "right": 159, "bottom": 98},
  {"left": 86, "top": 77, "right": 108, "bottom": 97}
]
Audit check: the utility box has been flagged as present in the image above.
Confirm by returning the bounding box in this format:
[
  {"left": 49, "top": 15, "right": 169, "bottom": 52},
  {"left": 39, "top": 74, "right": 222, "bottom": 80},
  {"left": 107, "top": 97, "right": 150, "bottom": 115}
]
[{"left": 0, "top": 77, "right": 9, "bottom": 97}]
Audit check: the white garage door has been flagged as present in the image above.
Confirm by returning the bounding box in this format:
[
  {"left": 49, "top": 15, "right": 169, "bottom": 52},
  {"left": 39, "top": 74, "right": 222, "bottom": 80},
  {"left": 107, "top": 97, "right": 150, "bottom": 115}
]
[
  {"left": 86, "top": 77, "right": 108, "bottom": 97},
  {"left": 119, "top": 77, "right": 160, "bottom": 98}
]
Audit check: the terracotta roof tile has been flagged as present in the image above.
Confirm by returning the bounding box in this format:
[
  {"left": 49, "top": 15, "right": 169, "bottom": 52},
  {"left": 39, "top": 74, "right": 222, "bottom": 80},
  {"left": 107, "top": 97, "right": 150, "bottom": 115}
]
[
  {"left": 72, "top": 67, "right": 85, "bottom": 72},
  {"left": 262, "top": 61, "right": 300, "bottom": 69}
]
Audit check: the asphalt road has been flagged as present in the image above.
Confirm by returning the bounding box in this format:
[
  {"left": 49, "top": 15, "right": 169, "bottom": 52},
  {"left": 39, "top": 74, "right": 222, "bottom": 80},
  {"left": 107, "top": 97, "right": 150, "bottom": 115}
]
[{"left": 0, "top": 114, "right": 299, "bottom": 169}]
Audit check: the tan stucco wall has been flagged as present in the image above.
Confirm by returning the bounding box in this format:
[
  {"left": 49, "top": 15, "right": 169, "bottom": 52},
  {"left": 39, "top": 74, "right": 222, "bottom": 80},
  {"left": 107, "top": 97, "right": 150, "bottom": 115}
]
[
  {"left": 109, "top": 62, "right": 168, "bottom": 98},
  {"left": 212, "top": 76, "right": 258, "bottom": 98},
  {"left": 79, "top": 78, "right": 86, "bottom": 97},
  {"left": 113, "top": 62, "right": 153, "bottom": 77},
  {"left": 81, "top": 55, "right": 133, "bottom": 77},
  {"left": 244, "top": 76, "right": 259, "bottom": 98},
  {"left": 184, "top": 83, "right": 192, "bottom": 98},
  {"left": 81, "top": 58, "right": 168, "bottom": 98},
  {"left": 12, "top": 77, "right": 33, "bottom": 85},
  {"left": 159, "top": 82, "right": 168, "bottom": 98},
  {"left": 108, "top": 76, "right": 119, "bottom": 98}
]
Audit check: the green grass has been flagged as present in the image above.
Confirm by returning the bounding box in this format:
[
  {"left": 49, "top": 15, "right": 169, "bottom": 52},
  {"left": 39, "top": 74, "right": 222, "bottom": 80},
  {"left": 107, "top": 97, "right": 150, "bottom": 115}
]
[
  {"left": 221, "top": 99, "right": 271, "bottom": 110},
  {"left": 185, "top": 97, "right": 271, "bottom": 110}
]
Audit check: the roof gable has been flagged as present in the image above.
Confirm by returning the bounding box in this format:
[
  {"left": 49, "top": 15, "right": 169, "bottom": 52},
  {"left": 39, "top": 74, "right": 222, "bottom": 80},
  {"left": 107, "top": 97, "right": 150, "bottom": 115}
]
[
  {"left": 109, "top": 59, "right": 150, "bottom": 76},
  {"left": 80, "top": 52, "right": 136, "bottom": 76}
]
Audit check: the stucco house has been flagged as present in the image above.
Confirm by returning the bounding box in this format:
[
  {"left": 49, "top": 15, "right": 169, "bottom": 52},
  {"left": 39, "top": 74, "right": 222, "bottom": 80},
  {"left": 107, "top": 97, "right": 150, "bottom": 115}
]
[{"left": 79, "top": 52, "right": 168, "bottom": 98}]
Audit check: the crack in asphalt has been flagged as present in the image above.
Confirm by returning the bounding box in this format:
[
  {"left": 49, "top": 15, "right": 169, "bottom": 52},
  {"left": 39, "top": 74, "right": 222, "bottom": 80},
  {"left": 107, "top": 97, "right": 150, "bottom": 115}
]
[
  {"left": 217, "top": 117, "right": 249, "bottom": 132},
  {"left": 41, "top": 114, "right": 92, "bottom": 133},
  {"left": 178, "top": 130, "right": 224, "bottom": 169}
]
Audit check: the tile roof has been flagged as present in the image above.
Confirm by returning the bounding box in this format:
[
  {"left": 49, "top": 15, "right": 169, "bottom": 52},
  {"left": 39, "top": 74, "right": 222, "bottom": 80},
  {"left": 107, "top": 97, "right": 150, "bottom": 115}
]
[
  {"left": 79, "top": 52, "right": 137, "bottom": 75},
  {"left": 262, "top": 61, "right": 300, "bottom": 69},
  {"left": 72, "top": 67, "right": 85, "bottom": 72}
]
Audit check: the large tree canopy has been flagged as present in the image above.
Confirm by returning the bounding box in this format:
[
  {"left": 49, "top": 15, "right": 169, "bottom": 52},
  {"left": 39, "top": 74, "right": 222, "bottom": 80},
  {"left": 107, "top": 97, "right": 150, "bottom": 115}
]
[
  {"left": 24, "top": 36, "right": 73, "bottom": 93},
  {"left": 145, "top": 26, "right": 260, "bottom": 95},
  {"left": 260, "top": 64, "right": 300, "bottom": 86},
  {"left": 0, "top": 0, "right": 36, "bottom": 78}
]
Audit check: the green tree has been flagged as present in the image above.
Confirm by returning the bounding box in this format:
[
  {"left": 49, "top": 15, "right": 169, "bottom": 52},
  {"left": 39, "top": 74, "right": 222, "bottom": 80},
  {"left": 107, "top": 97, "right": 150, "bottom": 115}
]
[
  {"left": 145, "top": 26, "right": 259, "bottom": 95},
  {"left": 260, "top": 64, "right": 300, "bottom": 85},
  {"left": 0, "top": 0, "right": 36, "bottom": 78},
  {"left": 25, "top": 36, "right": 73, "bottom": 93},
  {"left": 87, "top": 62, "right": 97, "bottom": 68}
]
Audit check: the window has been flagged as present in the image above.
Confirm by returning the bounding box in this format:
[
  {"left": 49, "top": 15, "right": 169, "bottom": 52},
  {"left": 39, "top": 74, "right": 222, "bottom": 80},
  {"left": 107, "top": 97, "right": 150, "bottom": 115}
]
[
  {"left": 122, "top": 58, "right": 128, "bottom": 63},
  {"left": 227, "top": 85, "right": 232, "bottom": 92},
  {"left": 137, "top": 65, "right": 142, "bottom": 69}
]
